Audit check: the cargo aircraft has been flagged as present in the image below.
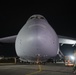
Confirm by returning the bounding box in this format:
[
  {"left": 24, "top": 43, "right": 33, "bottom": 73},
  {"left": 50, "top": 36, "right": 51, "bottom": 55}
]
[{"left": 0, "top": 14, "right": 76, "bottom": 63}]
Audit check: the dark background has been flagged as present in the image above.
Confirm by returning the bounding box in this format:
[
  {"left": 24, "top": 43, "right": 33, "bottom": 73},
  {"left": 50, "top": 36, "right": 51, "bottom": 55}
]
[{"left": 0, "top": 1, "right": 76, "bottom": 57}]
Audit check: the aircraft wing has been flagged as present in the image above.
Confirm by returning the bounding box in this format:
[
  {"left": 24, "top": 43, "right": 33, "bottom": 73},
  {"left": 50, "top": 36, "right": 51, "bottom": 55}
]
[
  {"left": 58, "top": 35, "right": 76, "bottom": 45},
  {"left": 0, "top": 35, "right": 76, "bottom": 44},
  {"left": 0, "top": 35, "right": 17, "bottom": 43},
  {"left": 58, "top": 35, "right": 76, "bottom": 59}
]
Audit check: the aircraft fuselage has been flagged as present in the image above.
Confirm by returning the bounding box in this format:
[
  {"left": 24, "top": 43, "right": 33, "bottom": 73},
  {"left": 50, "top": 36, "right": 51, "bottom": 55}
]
[{"left": 15, "top": 15, "right": 59, "bottom": 62}]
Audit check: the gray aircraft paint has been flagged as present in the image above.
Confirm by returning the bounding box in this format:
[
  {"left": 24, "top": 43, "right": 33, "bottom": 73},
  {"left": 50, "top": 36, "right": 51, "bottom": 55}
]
[{"left": 15, "top": 14, "right": 59, "bottom": 62}]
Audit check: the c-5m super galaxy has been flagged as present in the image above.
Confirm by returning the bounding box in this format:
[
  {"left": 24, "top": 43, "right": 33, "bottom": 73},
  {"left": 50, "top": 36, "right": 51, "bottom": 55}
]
[{"left": 0, "top": 14, "right": 76, "bottom": 63}]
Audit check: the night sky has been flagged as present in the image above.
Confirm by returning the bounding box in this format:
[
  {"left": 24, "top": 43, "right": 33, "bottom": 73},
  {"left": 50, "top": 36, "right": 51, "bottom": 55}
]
[{"left": 0, "top": 1, "right": 76, "bottom": 57}]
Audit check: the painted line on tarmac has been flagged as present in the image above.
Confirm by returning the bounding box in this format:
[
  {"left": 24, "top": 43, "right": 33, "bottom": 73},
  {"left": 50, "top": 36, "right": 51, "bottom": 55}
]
[{"left": 26, "top": 65, "right": 42, "bottom": 75}]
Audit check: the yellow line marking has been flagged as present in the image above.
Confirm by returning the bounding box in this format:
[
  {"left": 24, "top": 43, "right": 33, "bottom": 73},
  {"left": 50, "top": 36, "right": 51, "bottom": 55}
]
[{"left": 26, "top": 65, "right": 42, "bottom": 75}]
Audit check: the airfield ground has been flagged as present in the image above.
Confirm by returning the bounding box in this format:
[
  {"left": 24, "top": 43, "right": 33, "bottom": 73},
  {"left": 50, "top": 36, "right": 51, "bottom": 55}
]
[{"left": 0, "top": 63, "right": 75, "bottom": 75}]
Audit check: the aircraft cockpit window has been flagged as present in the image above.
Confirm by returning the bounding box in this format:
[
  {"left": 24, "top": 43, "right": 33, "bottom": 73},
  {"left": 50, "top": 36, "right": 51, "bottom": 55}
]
[
  {"left": 38, "top": 16, "right": 44, "bottom": 19},
  {"left": 36, "top": 16, "right": 38, "bottom": 19},
  {"left": 30, "top": 15, "right": 44, "bottom": 19},
  {"left": 30, "top": 17, "right": 35, "bottom": 19},
  {"left": 40, "top": 17, "right": 44, "bottom": 19}
]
